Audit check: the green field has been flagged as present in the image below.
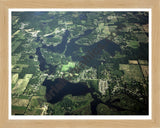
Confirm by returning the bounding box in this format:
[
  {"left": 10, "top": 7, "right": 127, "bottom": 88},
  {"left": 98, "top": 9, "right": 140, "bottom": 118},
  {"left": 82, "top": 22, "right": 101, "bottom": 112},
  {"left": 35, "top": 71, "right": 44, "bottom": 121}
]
[
  {"left": 12, "top": 73, "right": 19, "bottom": 85},
  {"left": 127, "top": 41, "right": 139, "bottom": 49},
  {"left": 12, "top": 74, "right": 33, "bottom": 95},
  {"left": 12, "top": 106, "right": 26, "bottom": 115},
  {"left": 61, "top": 62, "right": 75, "bottom": 72}
]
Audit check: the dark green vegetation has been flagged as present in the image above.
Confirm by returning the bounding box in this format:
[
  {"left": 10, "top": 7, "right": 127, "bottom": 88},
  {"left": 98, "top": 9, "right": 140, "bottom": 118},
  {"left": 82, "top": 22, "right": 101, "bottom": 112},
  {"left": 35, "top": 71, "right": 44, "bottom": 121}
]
[{"left": 11, "top": 11, "right": 149, "bottom": 115}]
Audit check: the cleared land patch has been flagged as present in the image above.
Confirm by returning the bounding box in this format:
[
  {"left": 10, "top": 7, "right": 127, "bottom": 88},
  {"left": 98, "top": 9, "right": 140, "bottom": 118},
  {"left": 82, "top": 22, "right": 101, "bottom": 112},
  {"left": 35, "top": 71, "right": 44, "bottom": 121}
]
[
  {"left": 61, "top": 62, "right": 75, "bottom": 72},
  {"left": 119, "top": 64, "right": 144, "bottom": 82},
  {"left": 127, "top": 41, "right": 139, "bottom": 49},
  {"left": 12, "top": 30, "right": 20, "bottom": 38},
  {"left": 12, "top": 74, "right": 33, "bottom": 95},
  {"left": 12, "top": 73, "right": 19, "bottom": 85},
  {"left": 12, "top": 106, "right": 26, "bottom": 115},
  {"left": 141, "top": 65, "right": 148, "bottom": 80},
  {"left": 129, "top": 60, "right": 138, "bottom": 65},
  {"left": 12, "top": 98, "right": 29, "bottom": 107},
  {"left": 138, "top": 60, "right": 148, "bottom": 65},
  {"left": 24, "top": 74, "right": 33, "bottom": 79}
]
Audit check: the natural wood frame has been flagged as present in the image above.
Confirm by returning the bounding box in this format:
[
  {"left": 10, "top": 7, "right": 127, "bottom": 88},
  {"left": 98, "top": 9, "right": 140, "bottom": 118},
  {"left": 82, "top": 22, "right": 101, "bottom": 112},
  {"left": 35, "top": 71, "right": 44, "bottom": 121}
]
[{"left": 0, "top": 0, "right": 160, "bottom": 127}]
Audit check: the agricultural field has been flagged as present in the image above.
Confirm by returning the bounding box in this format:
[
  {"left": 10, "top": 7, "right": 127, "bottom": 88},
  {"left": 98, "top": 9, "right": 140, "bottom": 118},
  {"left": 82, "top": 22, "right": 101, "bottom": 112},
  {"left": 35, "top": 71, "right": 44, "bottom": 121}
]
[
  {"left": 12, "top": 74, "right": 33, "bottom": 95},
  {"left": 25, "top": 96, "right": 46, "bottom": 115},
  {"left": 119, "top": 64, "right": 144, "bottom": 82}
]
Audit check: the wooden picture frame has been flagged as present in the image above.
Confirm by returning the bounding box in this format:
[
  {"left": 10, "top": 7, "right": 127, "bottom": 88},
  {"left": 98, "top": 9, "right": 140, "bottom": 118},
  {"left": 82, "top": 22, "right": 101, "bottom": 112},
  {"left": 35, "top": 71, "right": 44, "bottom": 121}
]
[{"left": 0, "top": 0, "right": 160, "bottom": 127}]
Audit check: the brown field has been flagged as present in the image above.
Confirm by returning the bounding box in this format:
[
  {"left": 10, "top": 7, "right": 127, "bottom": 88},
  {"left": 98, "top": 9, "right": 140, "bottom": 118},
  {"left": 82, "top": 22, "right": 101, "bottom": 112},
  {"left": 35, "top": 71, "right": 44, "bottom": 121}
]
[
  {"left": 142, "top": 24, "right": 149, "bottom": 33},
  {"left": 138, "top": 60, "right": 148, "bottom": 65},
  {"left": 129, "top": 60, "right": 138, "bottom": 65},
  {"left": 12, "top": 98, "right": 29, "bottom": 107},
  {"left": 141, "top": 65, "right": 149, "bottom": 79}
]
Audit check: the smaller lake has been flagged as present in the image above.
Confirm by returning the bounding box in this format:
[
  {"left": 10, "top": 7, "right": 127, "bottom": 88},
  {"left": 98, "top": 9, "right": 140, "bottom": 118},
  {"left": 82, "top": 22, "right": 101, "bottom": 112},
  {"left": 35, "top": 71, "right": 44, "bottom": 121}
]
[{"left": 36, "top": 47, "right": 57, "bottom": 74}]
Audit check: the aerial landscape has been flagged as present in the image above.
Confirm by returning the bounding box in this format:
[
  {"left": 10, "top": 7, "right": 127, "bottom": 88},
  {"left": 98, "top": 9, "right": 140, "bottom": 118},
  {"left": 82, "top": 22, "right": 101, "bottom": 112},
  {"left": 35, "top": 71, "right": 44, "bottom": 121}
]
[{"left": 11, "top": 11, "right": 149, "bottom": 115}]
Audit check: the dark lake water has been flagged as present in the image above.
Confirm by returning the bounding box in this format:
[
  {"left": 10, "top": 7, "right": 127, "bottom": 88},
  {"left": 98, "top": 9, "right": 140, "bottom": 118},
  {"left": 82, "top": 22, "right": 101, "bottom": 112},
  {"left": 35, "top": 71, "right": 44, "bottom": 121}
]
[
  {"left": 36, "top": 47, "right": 57, "bottom": 74},
  {"left": 29, "top": 55, "right": 33, "bottom": 59},
  {"left": 43, "top": 78, "right": 91, "bottom": 104},
  {"left": 79, "top": 13, "right": 87, "bottom": 20},
  {"left": 42, "top": 30, "right": 69, "bottom": 53},
  {"left": 65, "top": 35, "right": 121, "bottom": 67}
]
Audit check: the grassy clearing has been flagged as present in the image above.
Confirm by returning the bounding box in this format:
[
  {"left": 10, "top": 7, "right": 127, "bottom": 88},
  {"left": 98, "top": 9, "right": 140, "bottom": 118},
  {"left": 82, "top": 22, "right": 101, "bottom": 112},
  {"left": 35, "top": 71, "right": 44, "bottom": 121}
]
[
  {"left": 127, "top": 41, "right": 139, "bottom": 49},
  {"left": 12, "top": 53, "right": 21, "bottom": 65},
  {"left": 12, "top": 30, "right": 20, "bottom": 38},
  {"left": 12, "top": 31, "right": 25, "bottom": 53},
  {"left": 17, "top": 95, "right": 30, "bottom": 99},
  {"left": 12, "top": 73, "right": 19, "bottom": 85},
  {"left": 61, "top": 62, "right": 75, "bottom": 72},
  {"left": 119, "top": 64, "right": 143, "bottom": 82},
  {"left": 12, "top": 78, "right": 30, "bottom": 94},
  {"left": 12, "top": 98, "right": 29, "bottom": 107},
  {"left": 28, "top": 96, "right": 45, "bottom": 108},
  {"left": 12, "top": 105, "right": 26, "bottom": 115},
  {"left": 97, "top": 23, "right": 110, "bottom": 35},
  {"left": 36, "top": 85, "right": 46, "bottom": 95},
  {"left": 24, "top": 74, "right": 33, "bottom": 79},
  {"left": 12, "top": 74, "right": 32, "bottom": 94}
]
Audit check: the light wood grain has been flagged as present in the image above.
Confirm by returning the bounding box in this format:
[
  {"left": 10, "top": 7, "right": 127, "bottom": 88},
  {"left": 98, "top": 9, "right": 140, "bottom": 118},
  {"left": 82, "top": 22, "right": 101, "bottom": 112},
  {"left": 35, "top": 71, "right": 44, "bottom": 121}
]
[{"left": 0, "top": 0, "right": 160, "bottom": 128}]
